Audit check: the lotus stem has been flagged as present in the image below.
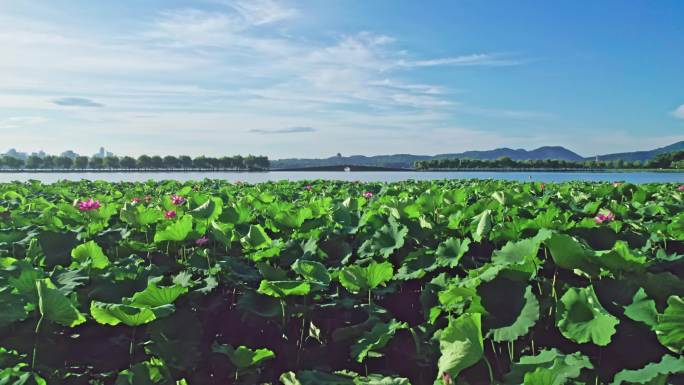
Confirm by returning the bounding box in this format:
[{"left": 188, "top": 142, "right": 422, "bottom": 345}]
[
  {"left": 129, "top": 327, "right": 137, "bottom": 364},
  {"left": 31, "top": 313, "right": 45, "bottom": 370},
  {"left": 483, "top": 355, "right": 495, "bottom": 384}
]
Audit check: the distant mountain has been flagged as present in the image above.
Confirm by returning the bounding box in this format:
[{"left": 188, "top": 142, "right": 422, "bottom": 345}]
[
  {"left": 588, "top": 141, "right": 684, "bottom": 162},
  {"left": 271, "top": 141, "right": 684, "bottom": 169},
  {"left": 434, "top": 146, "right": 584, "bottom": 162},
  {"left": 271, "top": 146, "right": 584, "bottom": 169},
  {"left": 271, "top": 154, "right": 432, "bottom": 169}
]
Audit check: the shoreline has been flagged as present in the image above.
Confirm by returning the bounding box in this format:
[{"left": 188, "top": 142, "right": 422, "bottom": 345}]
[{"left": 0, "top": 168, "right": 681, "bottom": 173}]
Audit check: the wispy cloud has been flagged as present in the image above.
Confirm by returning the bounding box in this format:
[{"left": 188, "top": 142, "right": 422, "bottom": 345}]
[
  {"left": 53, "top": 97, "right": 104, "bottom": 107},
  {"left": 0, "top": 2, "right": 543, "bottom": 157},
  {"left": 0, "top": 116, "right": 47, "bottom": 129},
  {"left": 398, "top": 53, "right": 523, "bottom": 67},
  {"left": 249, "top": 126, "right": 316, "bottom": 134},
  {"left": 673, "top": 104, "right": 684, "bottom": 119},
  {"left": 228, "top": 0, "right": 298, "bottom": 25}
]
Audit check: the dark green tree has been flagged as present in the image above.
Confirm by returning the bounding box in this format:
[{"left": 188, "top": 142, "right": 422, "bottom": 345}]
[
  {"left": 120, "top": 156, "right": 137, "bottom": 169},
  {"left": 137, "top": 155, "right": 152, "bottom": 169},
  {"left": 74, "top": 156, "right": 89, "bottom": 169}
]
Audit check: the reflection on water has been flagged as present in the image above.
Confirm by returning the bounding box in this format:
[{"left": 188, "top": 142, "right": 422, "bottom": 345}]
[{"left": 0, "top": 171, "right": 682, "bottom": 184}]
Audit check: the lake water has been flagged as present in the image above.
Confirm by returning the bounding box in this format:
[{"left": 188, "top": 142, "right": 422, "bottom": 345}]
[{"left": 0, "top": 171, "right": 682, "bottom": 184}]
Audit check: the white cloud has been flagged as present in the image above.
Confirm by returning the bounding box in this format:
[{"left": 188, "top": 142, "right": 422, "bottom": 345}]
[
  {"left": 228, "top": 0, "right": 298, "bottom": 26},
  {"left": 0, "top": 116, "right": 47, "bottom": 129},
  {"left": 398, "top": 53, "right": 523, "bottom": 67},
  {"left": 673, "top": 104, "right": 684, "bottom": 119},
  {"left": 0, "top": 3, "right": 541, "bottom": 157}
]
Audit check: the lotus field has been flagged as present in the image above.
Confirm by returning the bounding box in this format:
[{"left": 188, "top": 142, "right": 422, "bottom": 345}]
[{"left": 1, "top": 179, "right": 684, "bottom": 385}]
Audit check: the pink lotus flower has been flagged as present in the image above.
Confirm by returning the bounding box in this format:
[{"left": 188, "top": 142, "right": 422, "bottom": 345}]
[
  {"left": 170, "top": 195, "right": 185, "bottom": 205},
  {"left": 613, "top": 182, "right": 622, "bottom": 187},
  {"left": 540, "top": 183, "right": 545, "bottom": 190},
  {"left": 131, "top": 197, "right": 141, "bottom": 204},
  {"left": 305, "top": 184, "right": 312, "bottom": 191},
  {"left": 164, "top": 210, "right": 177, "bottom": 219},
  {"left": 78, "top": 198, "right": 101, "bottom": 212},
  {"left": 595, "top": 210, "right": 615, "bottom": 224},
  {"left": 195, "top": 236, "right": 210, "bottom": 247},
  {"left": 678, "top": 185, "right": 684, "bottom": 191},
  {"left": 363, "top": 191, "right": 373, "bottom": 199}
]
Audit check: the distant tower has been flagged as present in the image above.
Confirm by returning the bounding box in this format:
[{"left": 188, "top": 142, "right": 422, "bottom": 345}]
[
  {"left": 337, "top": 153, "right": 342, "bottom": 158},
  {"left": 99, "top": 147, "right": 105, "bottom": 157}
]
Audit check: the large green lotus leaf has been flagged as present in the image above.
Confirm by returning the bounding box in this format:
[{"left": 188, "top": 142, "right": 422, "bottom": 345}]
[
  {"left": 556, "top": 286, "right": 619, "bottom": 346},
  {"left": 190, "top": 197, "right": 222, "bottom": 221},
  {"left": 120, "top": 203, "right": 162, "bottom": 227},
  {"left": 504, "top": 349, "right": 593, "bottom": 385},
  {"left": 0, "top": 287, "right": 28, "bottom": 327},
  {"left": 655, "top": 295, "right": 684, "bottom": 353},
  {"left": 492, "top": 229, "right": 551, "bottom": 267},
  {"left": 38, "top": 231, "right": 79, "bottom": 268},
  {"left": 219, "top": 204, "right": 251, "bottom": 225},
  {"left": 292, "top": 259, "right": 331, "bottom": 285},
  {"left": 90, "top": 301, "right": 174, "bottom": 326},
  {"left": 212, "top": 343, "right": 275, "bottom": 369},
  {"left": 71, "top": 240, "right": 109, "bottom": 269},
  {"left": 236, "top": 291, "right": 281, "bottom": 318},
  {"left": 438, "top": 285, "right": 481, "bottom": 315},
  {"left": 491, "top": 191, "right": 509, "bottom": 206},
  {"left": 472, "top": 209, "right": 492, "bottom": 243},
  {"left": 364, "top": 261, "right": 394, "bottom": 289},
  {"left": 280, "top": 371, "right": 353, "bottom": 385},
  {"left": 36, "top": 279, "right": 86, "bottom": 327},
  {"left": 257, "top": 280, "right": 311, "bottom": 298},
  {"left": 634, "top": 271, "right": 684, "bottom": 307},
  {"left": 359, "top": 217, "right": 407, "bottom": 259},
  {"left": 273, "top": 207, "right": 313, "bottom": 229},
  {"left": 595, "top": 241, "right": 647, "bottom": 274},
  {"left": 0, "top": 229, "right": 28, "bottom": 245},
  {"left": 7, "top": 261, "right": 43, "bottom": 301},
  {"left": 624, "top": 288, "right": 658, "bottom": 328},
  {"left": 610, "top": 354, "right": 684, "bottom": 385},
  {"left": 114, "top": 358, "right": 170, "bottom": 385},
  {"left": 437, "top": 313, "right": 483, "bottom": 380},
  {"left": 128, "top": 282, "right": 188, "bottom": 308},
  {"left": 350, "top": 319, "right": 407, "bottom": 363},
  {"left": 488, "top": 286, "right": 540, "bottom": 342},
  {"left": 351, "top": 375, "right": 411, "bottom": 385},
  {"left": 153, "top": 215, "right": 193, "bottom": 243},
  {"left": 280, "top": 371, "right": 410, "bottom": 385},
  {"left": 240, "top": 224, "right": 272, "bottom": 249},
  {"left": 435, "top": 238, "right": 471, "bottom": 268},
  {"left": 339, "top": 262, "right": 393, "bottom": 294},
  {"left": 338, "top": 268, "right": 367, "bottom": 293},
  {"left": 395, "top": 250, "right": 437, "bottom": 280},
  {"left": 545, "top": 234, "right": 599, "bottom": 276}
]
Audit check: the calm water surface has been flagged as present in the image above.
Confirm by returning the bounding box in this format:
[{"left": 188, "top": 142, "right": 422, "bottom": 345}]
[{"left": 0, "top": 171, "right": 682, "bottom": 184}]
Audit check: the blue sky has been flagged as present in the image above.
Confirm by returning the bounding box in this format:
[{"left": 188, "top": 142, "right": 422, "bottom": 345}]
[{"left": 1, "top": 0, "right": 682, "bottom": 158}]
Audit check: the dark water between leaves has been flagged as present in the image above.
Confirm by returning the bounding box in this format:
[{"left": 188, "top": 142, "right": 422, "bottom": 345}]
[{"left": 0, "top": 171, "right": 682, "bottom": 184}]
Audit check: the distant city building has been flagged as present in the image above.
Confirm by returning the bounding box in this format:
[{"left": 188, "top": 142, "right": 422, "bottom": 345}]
[
  {"left": 3, "top": 148, "right": 28, "bottom": 159},
  {"left": 30, "top": 150, "right": 47, "bottom": 158},
  {"left": 93, "top": 147, "right": 114, "bottom": 158},
  {"left": 60, "top": 150, "right": 79, "bottom": 159}
]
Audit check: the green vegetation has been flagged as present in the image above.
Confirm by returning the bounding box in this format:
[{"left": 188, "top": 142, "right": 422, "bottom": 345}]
[
  {"left": 415, "top": 150, "right": 684, "bottom": 170},
  {"left": 0, "top": 155, "right": 269, "bottom": 171},
  {"left": 0, "top": 179, "right": 683, "bottom": 384}
]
